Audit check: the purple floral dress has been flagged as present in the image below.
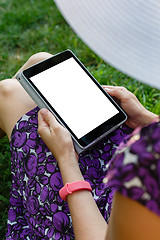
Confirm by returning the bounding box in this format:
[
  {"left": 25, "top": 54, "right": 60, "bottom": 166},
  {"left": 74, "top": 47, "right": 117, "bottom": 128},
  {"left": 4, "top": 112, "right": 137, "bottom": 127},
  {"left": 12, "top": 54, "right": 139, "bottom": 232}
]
[
  {"left": 105, "top": 120, "right": 160, "bottom": 216},
  {"left": 6, "top": 106, "right": 132, "bottom": 240}
]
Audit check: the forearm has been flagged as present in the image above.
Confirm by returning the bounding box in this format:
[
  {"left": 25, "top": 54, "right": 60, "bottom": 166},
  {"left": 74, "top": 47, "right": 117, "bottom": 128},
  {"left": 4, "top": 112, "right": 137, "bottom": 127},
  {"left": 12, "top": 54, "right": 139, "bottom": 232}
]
[
  {"left": 38, "top": 109, "right": 108, "bottom": 239},
  {"left": 58, "top": 158, "right": 108, "bottom": 240},
  {"left": 128, "top": 109, "right": 159, "bottom": 129},
  {"left": 141, "top": 110, "right": 158, "bottom": 126}
]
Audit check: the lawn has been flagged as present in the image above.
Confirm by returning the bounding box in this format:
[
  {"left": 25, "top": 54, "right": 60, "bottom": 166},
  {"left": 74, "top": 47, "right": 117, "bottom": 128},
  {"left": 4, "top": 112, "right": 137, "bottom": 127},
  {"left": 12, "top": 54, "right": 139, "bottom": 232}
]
[{"left": 0, "top": 0, "right": 160, "bottom": 239}]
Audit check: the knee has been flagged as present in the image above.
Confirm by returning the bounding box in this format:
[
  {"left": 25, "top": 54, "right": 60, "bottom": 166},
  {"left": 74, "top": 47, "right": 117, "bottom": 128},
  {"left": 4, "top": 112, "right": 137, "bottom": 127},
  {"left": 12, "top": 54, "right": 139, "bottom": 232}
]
[
  {"left": 28, "top": 52, "right": 53, "bottom": 66},
  {"left": 0, "top": 79, "right": 14, "bottom": 97}
]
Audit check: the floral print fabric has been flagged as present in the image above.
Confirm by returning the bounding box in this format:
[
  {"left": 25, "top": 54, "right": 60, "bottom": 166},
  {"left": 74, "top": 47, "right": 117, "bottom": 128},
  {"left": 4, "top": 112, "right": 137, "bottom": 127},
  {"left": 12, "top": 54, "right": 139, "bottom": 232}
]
[
  {"left": 106, "top": 120, "right": 160, "bottom": 216},
  {"left": 6, "top": 106, "right": 132, "bottom": 239}
]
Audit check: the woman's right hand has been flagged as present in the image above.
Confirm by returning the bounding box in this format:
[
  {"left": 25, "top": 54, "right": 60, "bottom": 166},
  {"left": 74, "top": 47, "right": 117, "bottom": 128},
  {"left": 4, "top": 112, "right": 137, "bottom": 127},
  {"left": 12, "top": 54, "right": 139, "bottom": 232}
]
[
  {"left": 38, "top": 108, "right": 78, "bottom": 163},
  {"left": 102, "top": 86, "right": 158, "bottom": 129}
]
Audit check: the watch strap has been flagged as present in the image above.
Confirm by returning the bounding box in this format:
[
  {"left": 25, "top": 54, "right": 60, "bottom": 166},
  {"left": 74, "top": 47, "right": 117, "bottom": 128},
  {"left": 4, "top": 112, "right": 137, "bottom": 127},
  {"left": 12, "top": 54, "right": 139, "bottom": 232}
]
[{"left": 59, "top": 181, "right": 92, "bottom": 201}]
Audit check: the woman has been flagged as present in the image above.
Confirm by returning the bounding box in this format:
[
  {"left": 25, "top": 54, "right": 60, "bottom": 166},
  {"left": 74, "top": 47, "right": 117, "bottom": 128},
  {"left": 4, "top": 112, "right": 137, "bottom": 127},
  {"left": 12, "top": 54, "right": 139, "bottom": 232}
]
[
  {"left": 38, "top": 84, "right": 159, "bottom": 238},
  {"left": 0, "top": 52, "right": 157, "bottom": 239}
]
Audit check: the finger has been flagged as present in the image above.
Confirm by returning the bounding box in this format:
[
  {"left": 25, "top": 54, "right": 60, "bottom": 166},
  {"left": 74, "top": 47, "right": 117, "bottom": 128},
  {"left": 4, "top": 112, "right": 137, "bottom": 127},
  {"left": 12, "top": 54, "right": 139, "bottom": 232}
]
[
  {"left": 102, "top": 85, "right": 114, "bottom": 90},
  {"left": 102, "top": 85, "right": 126, "bottom": 91},
  {"left": 38, "top": 109, "right": 49, "bottom": 128},
  {"left": 39, "top": 108, "right": 59, "bottom": 129},
  {"left": 102, "top": 85, "right": 114, "bottom": 89},
  {"left": 38, "top": 108, "right": 61, "bottom": 138},
  {"left": 102, "top": 86, "right": 111, "bottom": 92},
  {"left": 38, "top": 109, "right": 52, "bottom": 137},
  {"left": 106, "top": 88, "right": 124, "bottom": 98}
]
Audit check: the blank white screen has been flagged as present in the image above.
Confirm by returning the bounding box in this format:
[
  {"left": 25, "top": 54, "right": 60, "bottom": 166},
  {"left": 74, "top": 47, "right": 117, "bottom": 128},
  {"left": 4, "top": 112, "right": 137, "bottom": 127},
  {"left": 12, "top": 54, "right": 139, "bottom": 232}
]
[{"left": 30, "top": 58, "right": 118, "bottom": 138}]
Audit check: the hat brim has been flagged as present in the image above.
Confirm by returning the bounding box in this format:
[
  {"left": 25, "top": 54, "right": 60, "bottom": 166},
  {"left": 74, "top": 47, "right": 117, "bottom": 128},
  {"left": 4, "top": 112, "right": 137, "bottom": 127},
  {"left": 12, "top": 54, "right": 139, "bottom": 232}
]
[{"left": 55, "top": 0, "right": 160, "bottom": 89}]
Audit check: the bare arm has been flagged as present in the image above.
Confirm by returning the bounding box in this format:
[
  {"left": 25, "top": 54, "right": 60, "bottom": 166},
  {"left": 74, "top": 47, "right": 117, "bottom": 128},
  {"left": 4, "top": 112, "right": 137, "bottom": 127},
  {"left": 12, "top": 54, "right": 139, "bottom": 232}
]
[
  {"left": 106, "top": 192, "right": 160, "bottom": 240},
  {"left": 38, "top": 109, "right": 107, "bottom": 240},
  {"left": 38, "top": 109, "right": 160, "bottom": 240}
]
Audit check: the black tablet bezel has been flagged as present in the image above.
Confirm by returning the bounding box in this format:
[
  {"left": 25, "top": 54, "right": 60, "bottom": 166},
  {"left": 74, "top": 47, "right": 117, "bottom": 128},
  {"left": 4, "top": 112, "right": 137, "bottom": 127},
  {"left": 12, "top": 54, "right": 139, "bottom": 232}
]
[{"left": 23, "top": 50, "right": 127, "bottom": 147}]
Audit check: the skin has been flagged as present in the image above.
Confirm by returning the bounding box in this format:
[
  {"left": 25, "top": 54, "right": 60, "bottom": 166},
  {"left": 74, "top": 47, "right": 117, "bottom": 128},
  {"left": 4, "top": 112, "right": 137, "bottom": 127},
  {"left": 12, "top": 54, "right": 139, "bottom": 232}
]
[
  {"left": 0, "top": 52, "right": 53, "bottom": 140},
  {"left": 37, "top": 93, "right": 158, "bottom": 239},
  {"left": 38, "top": 109, "right": 160, "bottom": 240},
  {"left": 102, "top": 85, "right": 157, "bottom": 129},
  {"left": 0, "top": 52, "right": 159, "bottom": 239},
  {"left": 38, "top": 107, "right": 159, "bottom": 240}
]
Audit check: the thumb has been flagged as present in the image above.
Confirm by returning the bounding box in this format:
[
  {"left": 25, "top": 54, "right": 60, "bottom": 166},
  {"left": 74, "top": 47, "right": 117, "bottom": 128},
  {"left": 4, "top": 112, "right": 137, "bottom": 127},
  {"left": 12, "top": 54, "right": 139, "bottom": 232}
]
[
  {"left": 38, "top": 109, "right": 56, "bottom": 137},
  {"left": 106, "top": 88, "right": 124, "bottom": 100},
  {"left": 38, "top": 108, "right": 57, "bottom": 127}
]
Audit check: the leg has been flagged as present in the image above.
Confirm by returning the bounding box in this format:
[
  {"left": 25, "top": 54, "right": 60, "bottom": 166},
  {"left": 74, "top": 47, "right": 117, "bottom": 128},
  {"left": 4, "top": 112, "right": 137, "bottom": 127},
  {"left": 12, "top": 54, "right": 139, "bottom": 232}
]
[
  {"left": 12, "top": 52, "right": 53, "bottom": 78},
  {"left": 0, "top": 52, "right": 53, "bottom": 139}
]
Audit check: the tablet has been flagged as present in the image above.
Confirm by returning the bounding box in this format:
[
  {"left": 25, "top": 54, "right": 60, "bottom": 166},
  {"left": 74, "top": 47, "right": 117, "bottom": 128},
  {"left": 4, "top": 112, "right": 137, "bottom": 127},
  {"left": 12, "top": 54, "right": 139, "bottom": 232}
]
[{"left": 16, "top": 50, "right": 127, "bottom": 154}]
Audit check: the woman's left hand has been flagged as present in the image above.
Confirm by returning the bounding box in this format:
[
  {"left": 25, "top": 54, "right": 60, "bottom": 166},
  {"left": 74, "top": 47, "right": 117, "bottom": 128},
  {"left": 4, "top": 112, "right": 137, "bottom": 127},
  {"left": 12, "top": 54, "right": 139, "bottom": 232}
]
[{"left": 38, "top": 108, "right": 78, "bottom": 163}]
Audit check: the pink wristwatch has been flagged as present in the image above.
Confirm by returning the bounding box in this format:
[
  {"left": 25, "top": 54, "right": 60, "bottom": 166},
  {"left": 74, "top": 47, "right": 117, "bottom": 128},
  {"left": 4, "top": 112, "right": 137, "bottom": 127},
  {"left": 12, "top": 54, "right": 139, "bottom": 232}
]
[{"left": 59, "top": 181, "right": 92, "bottom": 201}]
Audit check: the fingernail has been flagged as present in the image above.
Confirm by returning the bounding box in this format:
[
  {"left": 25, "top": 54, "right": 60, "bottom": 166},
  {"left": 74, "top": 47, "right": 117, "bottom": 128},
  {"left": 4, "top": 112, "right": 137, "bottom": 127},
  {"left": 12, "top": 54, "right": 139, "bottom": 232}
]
[
  {"left": 40, "top": 108, "right": 48, "bottom": 116},
  {"left": 104, "top": 87, "right": 111, "bottom": 92}
]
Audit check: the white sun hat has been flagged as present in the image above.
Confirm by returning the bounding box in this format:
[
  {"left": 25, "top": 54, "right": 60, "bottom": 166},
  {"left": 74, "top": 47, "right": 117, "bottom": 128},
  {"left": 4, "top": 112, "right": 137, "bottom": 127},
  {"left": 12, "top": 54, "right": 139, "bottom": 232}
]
[{"left": 54, "top": 0, "right": 160, "bottom": 89}]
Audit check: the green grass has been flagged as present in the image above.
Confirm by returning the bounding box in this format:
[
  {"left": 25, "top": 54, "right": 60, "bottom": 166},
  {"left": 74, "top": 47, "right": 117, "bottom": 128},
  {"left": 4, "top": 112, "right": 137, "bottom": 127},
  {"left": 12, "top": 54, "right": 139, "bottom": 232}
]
[{"left": 0, "top": 0, "right": 160, "bottom": 239}]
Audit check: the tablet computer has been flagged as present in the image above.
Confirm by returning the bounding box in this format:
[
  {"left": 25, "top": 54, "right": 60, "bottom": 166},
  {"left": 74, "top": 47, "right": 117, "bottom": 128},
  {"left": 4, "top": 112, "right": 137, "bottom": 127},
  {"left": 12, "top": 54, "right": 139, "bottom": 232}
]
[{"left": 16, "top": 50, "right": 127, "bottom": 154}]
